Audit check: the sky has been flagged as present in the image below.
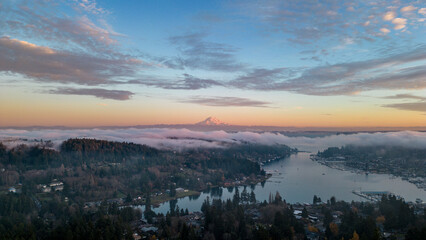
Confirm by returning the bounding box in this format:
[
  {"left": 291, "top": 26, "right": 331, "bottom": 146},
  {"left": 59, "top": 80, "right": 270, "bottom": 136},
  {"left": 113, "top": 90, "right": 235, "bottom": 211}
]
[{"left": 0, "top": 0, "right": 425, "bottom": 128}]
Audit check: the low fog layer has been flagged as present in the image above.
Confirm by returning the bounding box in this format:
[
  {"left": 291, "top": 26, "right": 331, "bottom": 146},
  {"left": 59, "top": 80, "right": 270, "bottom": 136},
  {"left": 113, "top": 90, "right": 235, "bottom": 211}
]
[{"left": 1, "top": 128, "right": 426, "bottom": 152}]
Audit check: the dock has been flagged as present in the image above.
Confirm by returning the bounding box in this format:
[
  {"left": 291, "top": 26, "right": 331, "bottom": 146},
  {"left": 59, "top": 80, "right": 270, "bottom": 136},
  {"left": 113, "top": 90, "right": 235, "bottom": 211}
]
[{"left": 352, "top": 190, "right": 398, "bottom": 202}]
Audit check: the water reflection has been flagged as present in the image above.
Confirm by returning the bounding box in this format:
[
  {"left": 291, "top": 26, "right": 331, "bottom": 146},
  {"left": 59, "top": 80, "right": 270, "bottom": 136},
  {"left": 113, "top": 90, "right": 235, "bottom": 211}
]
[
  {"left": 142, "top": 152, "right": 426, "bottom": 215},
  {"left": 209, "top": 187, "right": 223, "bottom": 197},
  {"left": 188, "top": 194, "right": 200, "bottom": 201}
]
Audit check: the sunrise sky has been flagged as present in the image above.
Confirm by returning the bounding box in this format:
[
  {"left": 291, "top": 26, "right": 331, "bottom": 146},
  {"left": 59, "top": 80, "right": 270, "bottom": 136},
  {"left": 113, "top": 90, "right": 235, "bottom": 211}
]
[{"left": 0, "top": 0, "right": 425, "bottom": 128}]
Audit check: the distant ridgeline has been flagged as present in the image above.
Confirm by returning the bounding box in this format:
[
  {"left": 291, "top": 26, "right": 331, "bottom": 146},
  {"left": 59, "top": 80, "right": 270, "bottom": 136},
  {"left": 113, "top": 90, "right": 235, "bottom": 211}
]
[
  {"left": 61, "top": 138, "right": 159, "bottom": 162},
  {"left": 0, "top": 138, "right": 293, "bottom": 169},
  {"left": 0, "top": 138, "right": 159, "bottom": 169}
]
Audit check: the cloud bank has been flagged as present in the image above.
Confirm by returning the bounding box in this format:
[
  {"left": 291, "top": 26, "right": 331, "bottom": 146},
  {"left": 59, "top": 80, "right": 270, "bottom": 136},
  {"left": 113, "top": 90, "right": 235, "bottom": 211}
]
[
  {"left": 0, "top": 36, "right": 142, "bottom": 85},
  {"left": 230, "top": 46, "right": 426, "bottom": 96},
  {"left": 382, "top": 94, "right": 426, "bottom": 113},
  {"left": 48, "top": 88, "right": 134, "bottom": 100},
  {"left": 1, "top": 128, "right": 426, "bottom": 152},
  {"left": 180, "top": 96, "right": 272, "bottom": 108},
  {"left": 129, "top": 73, "right": 222, "bottom": 90},
  {"left": 383, "top": 102, "right": 426, "bottom": 113}
]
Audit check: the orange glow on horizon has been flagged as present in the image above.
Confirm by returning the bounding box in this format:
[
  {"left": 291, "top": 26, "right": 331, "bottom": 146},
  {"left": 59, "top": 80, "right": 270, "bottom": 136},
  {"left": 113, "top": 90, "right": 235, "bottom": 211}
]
[{"left": 1, "top": 88, "right": 425, "bottom": 129}]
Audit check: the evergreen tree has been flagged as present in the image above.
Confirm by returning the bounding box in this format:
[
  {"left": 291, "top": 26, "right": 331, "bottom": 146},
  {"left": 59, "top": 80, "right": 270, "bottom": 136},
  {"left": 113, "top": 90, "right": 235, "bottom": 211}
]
[
  {"left": 274, "top": 191, "right": 282, "bottom": 204},
  {"left": 302, "top": 207, "right": 308, "bottom": 218},
  {"left": 125, "top": 193, "right": 132, "bottom": 203},
  {"left": 170, "top": 184, "right": 176, "bottom": 197},
  {"left": 250, "top": 191, "right": 256, "bottom": 204},
  {"left": 330, "top": 196, "right": 336, "bottom": 205},
  {"left": 233, "top": 188, "right": 240, "bottom": 205},
  {"left": 323, "top": 209, "right": 333, "bottom": 228},
  {"left": 241, "top": 187, "right": 248, "bottom": 204}
]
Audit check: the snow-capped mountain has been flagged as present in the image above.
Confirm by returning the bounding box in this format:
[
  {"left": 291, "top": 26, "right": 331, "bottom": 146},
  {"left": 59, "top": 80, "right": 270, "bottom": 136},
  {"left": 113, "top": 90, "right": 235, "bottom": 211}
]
[{"left": 195, "top": 117, "right": 228, "bottom": 126}]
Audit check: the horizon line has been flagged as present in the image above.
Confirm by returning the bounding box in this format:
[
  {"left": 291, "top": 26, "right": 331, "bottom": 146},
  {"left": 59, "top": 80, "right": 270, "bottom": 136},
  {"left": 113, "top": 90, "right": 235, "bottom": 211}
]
[{"left": 1, "top": 123, "right": 426, "bottom": 131}]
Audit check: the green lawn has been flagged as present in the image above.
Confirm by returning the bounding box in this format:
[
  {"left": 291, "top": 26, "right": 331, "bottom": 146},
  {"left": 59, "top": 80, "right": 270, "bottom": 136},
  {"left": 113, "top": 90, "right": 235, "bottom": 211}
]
[{"left": 151, "top": 190, "right": 200, "bottom": 205}]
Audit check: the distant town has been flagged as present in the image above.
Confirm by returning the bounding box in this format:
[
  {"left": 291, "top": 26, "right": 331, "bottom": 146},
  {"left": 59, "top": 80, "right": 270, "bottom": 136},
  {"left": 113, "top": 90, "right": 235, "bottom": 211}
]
[{"left": 313, "top": 145, "right": 426, "bottom": 192}]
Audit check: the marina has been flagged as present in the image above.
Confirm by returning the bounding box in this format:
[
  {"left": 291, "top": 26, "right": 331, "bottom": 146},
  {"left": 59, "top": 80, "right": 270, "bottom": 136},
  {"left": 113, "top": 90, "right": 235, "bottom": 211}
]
[{"left": 351, "top": 190, "right": 401, "bottom": 202}]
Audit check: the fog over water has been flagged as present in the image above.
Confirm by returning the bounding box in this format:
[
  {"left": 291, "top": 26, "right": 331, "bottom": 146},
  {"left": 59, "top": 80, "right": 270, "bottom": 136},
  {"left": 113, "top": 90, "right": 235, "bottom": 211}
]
[{"left": 1, "top": 128, "right": 426, "bottom": 151}]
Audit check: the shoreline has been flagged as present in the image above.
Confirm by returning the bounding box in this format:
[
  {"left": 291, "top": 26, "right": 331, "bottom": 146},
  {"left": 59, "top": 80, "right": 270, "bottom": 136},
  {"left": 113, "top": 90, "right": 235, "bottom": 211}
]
[
  {"left": 128, "top": 173, "right": 273, "bottom": 209},
  {"left": 151, "top": 173, "right": 272, "bottom": 207},
  {"left": 311, "top": 155, "right": 426, "bottom": 192}
]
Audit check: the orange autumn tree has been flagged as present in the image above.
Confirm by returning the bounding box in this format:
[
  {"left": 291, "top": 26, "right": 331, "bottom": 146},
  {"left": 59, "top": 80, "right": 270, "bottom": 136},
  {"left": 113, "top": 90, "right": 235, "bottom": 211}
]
[
  {"left": 329, "top": 222, "right": 339, "bottom": 236},
  {"left": 349, "top": 231, "right": 359, "bottom": 240}
]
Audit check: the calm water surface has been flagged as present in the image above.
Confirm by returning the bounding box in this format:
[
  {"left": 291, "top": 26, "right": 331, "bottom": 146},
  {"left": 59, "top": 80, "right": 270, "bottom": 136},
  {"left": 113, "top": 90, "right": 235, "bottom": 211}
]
[{"left": 140, "top": 152, "right": 426, "bottom": 215}]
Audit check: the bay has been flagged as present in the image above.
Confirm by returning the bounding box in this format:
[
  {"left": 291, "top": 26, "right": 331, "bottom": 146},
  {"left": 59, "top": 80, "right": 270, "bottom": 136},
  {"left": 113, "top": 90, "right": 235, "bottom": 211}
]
[{"left": 138, "top": 152, "right": 426, "bottom": 215}]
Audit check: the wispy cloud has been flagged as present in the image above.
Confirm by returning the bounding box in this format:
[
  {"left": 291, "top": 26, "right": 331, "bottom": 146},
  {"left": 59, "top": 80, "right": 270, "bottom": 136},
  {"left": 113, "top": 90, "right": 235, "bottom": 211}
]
[
  {"left": 231, "top": 68, "right": 301, "bottom": 90},
  {"left": 181, "top": 96, "right": 272, "bottom": 108},
  {"left": 401, "top": 5, "right": 418, "bottom": 12},
  {"left": 383, "top": 11, "right": 396, "bottom": 21},
  {"left": 48, "top": 87, "right": 134, "bottom": 100},
  {"left": 0, "top": 1, "right": 149, "bottom": 101},
  {"left": 392, "top": 17, "right": 407, "bottom": 30},
  {"left": 128, "top": 73, "right": 222, "bottom": 90},
  {"left": 234, "top": 0, "right": 424, "bottom": 44},
  {"left": 383, "top": 101, "right": 426, "bottom": 113},
  {"left": 1, "top": 0, "right": 425, "bottom": 105},
  {"left": 129, "top": 44, "right": 426, "bottom": 96},
  {"left": 231, "top": 45, "right": 426, "bottom": 96},
  {"left": 2, "top": 2, "right": 120, "bottom": 56},
  {"left": 380, "top": 28, "right": 391, "bottom": 34},
  {"left": 3, "top": 33, "right": 423, "bottom": 98},
  {"left": 167, "top": 33, "right": 246, "bottom": 72},
  {"left": 383, "top": 94, "right": 426, "bottom": 100},
  {"left": 73, "top": 0, "right": 109, "bottom": 15}
]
